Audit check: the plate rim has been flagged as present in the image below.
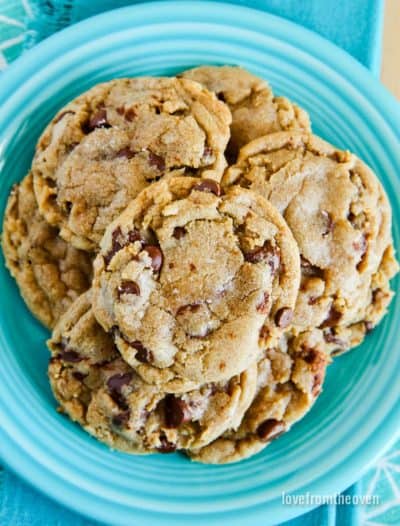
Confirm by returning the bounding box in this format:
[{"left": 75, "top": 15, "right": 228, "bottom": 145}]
[{"left": 0, "top": 2, "right": 399, "bottom": 525}]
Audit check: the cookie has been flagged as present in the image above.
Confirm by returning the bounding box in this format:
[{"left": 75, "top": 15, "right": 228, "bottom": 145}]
[
  {"left": 92, "top": 176, "right": 300, "bottom": 392},
  {"left": 48, "top": 291, "right": 258, "bottom": 453},
  {"left": 188, "top": 334, "right": 328, "bottom": 464},
  {"left": 224, "top": 131, "right": 399, "bottom": 354},
  {"left": 2, "top": 173, "right": 92, "bottom": 328},
  {"left": 181, "top": 66, "right": 310, "bottom": 159},
  {"left": 32, "top": 77, "right": 232, "bottom": 250}
]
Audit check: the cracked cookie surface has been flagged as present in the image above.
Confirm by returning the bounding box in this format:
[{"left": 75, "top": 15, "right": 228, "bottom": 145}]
[
  {"left": 181, "top": 66, "right": 310, "bottom": 159},
  {"left": 2, "top": 173, "right": 92, "bottom": 328},
  {"left": 48, "top": 291, "right": 258, "bottom": 453},
  {"left": 189, "top": 334, "right": 328, "bottom": 464},
  {"left": 32, "top": 77, "right": 232, "bottom": 250},
  {"left": 224, "top": 131, "right": 399, "bottom": 354},
  {"left": 92, "top": 177, "right": 300, "bottom": 391}
]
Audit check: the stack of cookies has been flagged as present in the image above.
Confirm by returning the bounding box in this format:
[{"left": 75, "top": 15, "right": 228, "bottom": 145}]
[{"left": 3, "top": 67, "right": 398, "bottom": 464}]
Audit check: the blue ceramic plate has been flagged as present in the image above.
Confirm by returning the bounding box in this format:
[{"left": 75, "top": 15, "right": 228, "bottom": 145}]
[{"left": 0, "top": 2, "right": 399, "bottom": 525}]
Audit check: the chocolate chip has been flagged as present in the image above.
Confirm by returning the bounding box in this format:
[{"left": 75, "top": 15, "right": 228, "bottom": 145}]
[
  {"left": 116, "top": 147, "right": 136, "bottom": 159},
  {"left": 87, "top": 108, "right": 111, "bottom": 131},
  {"left": 117, "top": 280, "right": 140, "bottom": 298},
  {"left": 312, "top": 372, "right": 324, "bottom": 397},
  {"left": 107, "top": 372, "right": 132, "bottom": 393},
  {"left": 157, "top": 434, "right": 177, "bottom": 453},
  {"left": 148, "top": 152, "right": 165, "bottom": 172},
  {"left": 128, "top": 228, "right": 144, "bottom": 244},
  {"left": 176, "top": 303, "right": 201, "bottom": 316},
  {"left": 299, "top": 347, "right": 318, "bottom": 364},
  {"left": 244, "top": 240, "right": 280, "bottom": 274},
  {"left": 173, "top": 226, "right": 187, "bottom": 239},
  {"left": 58, "top": 340, "right": 82, "bottom": 363},
  {"left": 193, "top": 179, "right": 221, "bottom": 196},
  {"left": 124, "top": 108, "right": 136, "bottom": 122},
  {"left": 256, "top": 419, "right": 285, "bottom": 441},
  {"left": 365, "top": 321, "right": 374, "bottom": 333},
  {"left": 216, "top": 92, "right": 226, "bottom": 102},
  {"left": 164, "top": 394, "right": 191, "bottom": 428},
  {"left": 189, "top": 263, "right": 196, "bottom": 271},
  {"left": 321, "top": 210, "right": 334, "bottom": 236},
  {"left": 143, "top": 245, "right": 163, "bottom": 272},
  {"left": 54, "top": 110, "right": 75, "bottom": 123},
  {"left": 112, "top": 410, "right": 130, "bottom": 427},
  {"left": 300, "top": 257, "right": 324, "bottom": 279},
  {"left": 65, "top": 201, "right": 72, "bottom": 213},
  {"left": 274, "top": 307, "right": 294, "bottom": 328},
  {"left": 319, "top": 305, "right": 342, "bottom": 328},
  {"left": 130, "top": 341, "right": 153, "bottom": 363},
  {"left": 104, "top": 227, "right": 124, "bottom": 266},
  {"left": 72, "top": 371, "right": 88, "bottom": 381},
  {"left": 256, "top": 292, "right": 270, "bottom": 314},
  {"left": 323, "top": 328, "right": 346, "bottom": 347}
]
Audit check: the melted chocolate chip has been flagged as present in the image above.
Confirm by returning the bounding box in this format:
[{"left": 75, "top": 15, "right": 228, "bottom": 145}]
[
  {"left": 244, "top": 240, "right": 280, "bottom": 274},
  {"left": 164, "top": 395, "right": 191, "bottom": 428},
  {"left": 256, "top": 292, "right": 270, "bottom": 314},
  {"left": 128, "top": 228, "right": 144, "bottom": 244},
  {"left": 143, "top": 245, "right": 163, "bottom": 272},
  {"left": 112, "top": 410, "right": 131, "bottom": 427},
  {"left": 300, "top": 257, "right": 324, "bottom": 279},
  {"left": 104, "top": 227, "right": 124, "bottom": 266},
  {"left": 173, "top": 226, "right": 187, "bottom": 239},
  {"left": 72, "top": 371, "right": 88, "bottom": 381},
  {"left": 201, "top": 146, "right": 214, "bottom": 164},
  {"left": 157, "top": 434, "right": 177, "bottom": 453},
  {"left": 312, "top": 372, "right": 324, "bottom": 397},
  {"left": 117, "top": 280, "right": 140, "bottom": 298},
  {"left": 59, "top": 348, "right": 82, "bottom": 363},
  {"left": 148, "top": 152, "right": 165, "bottom": 172},
  {"left": 354, "top": 234, "right": 368, "bottom": 270},
  {"left": 321, "top": 210, "right": 334, "bottom": 236},
  {"left": 299, "top": 347, "right": 318, "bottom": 364},
  {"left": 130, "top": 341, "right": 153, "bottom": 363},
  {"left": 323, "top": 328, "right": 346, "bottom": 347},
  {"left": 116, "top": 147, "right": 136, "bottom": 159},
  {"left": 107, "top": 372, "right": 133, "bottom": 393},
  {"left": 274, "top": 307, "right": 294, "bottom": 328},
  {"left": 319, "top": 305, "right": 342, "bottom": 328},
  {"left": 85, "top": 108, "right": 111, "bottom": 132},
  {"left": 54, "top": 110, "right": 75, "bottom": 123},
  {"left": 256, "top": 419, "right": 285, "bottom": 441},
  {"left": 124, "top": 108, "right": 136, "bottom": 122},
  {"left": 193, "top": 179, "right": 221, "bottom": 196}
]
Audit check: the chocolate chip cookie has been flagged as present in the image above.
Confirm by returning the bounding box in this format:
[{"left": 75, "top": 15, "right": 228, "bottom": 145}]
[
  {"left": 48, "top": 291, "right": 258, "bottom": 453},
  {"left": 32, "top": 77, "right": 232, "bottom": 250},
  {"left": 92, "top": 176, "right": 300, "bottom": 391},
  {"left": 224, "top": 131, "right": 399, "bottom": 354},
  {"left": 2, "top": 173, "right": 92, "bottom": 328},
  {"left": 189, "top": 334, "right": 328, "bottom": 464},
  {"left": 181, "top": 66, "right": 310, "bottom": 159}
]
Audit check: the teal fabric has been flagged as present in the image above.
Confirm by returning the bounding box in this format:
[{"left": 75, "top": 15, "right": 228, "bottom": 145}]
[
  {"left": 0, "top": 1, "right": 391, "bottom": 525},
  {"left": 24, "top": 0, "right": 384, "bottom": 77}
]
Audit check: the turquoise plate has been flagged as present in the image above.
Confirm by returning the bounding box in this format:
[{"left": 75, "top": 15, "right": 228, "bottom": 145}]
[{"left": 0, "top": 2, "right": 399, "bottom": 525}]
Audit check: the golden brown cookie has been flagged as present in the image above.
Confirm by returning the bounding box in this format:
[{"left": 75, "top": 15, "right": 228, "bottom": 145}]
[
  {"left": 181, "top": 66, "right": 310, "bottom": 159},
  {"left": 32, "top": 77, "right": 232, "bottom": 250},
  {"left": 48, "top": 291, "right": 258, "bottom": 454},
  {"left": 92, "top": 177, "right": 300, "bottom": 391},
  {"left": 2, "top": 173, "right": 92, "bottom": 328},
  {"left": 188, "top": 334, "right": 328, "bottom": 464},
  {"left": 224, "top": 131, "right": 399, "bottom": 354}
]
